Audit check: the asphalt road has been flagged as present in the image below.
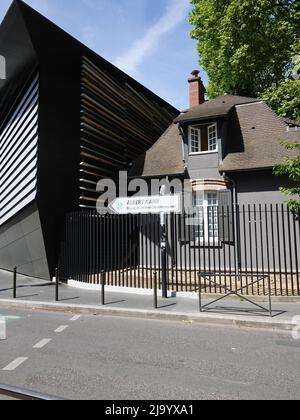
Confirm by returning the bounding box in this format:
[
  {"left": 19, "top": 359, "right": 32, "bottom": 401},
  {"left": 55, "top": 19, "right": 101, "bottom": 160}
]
[{"left": 0, "top": 308, "right": 299, "bottom": 400}]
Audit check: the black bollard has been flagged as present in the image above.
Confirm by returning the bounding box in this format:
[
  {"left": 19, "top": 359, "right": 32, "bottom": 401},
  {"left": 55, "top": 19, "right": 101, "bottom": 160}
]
[
  {"left": 101, "top": 271, "right": 105, "bottom": 306},
  {"left": 154, "top": 272, "right": 158, "bottom": 309},
  {"left": 55, "top": 268, "right": 59, "bottom": 302},
  {"left": 13, "top": 267, "right": 17, "bottom": 299}
]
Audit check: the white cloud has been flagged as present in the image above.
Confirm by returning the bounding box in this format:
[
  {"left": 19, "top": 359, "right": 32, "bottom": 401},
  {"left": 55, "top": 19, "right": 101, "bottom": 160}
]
[{"left": 114, "top": 0, "right": 190, "bottom": 76}]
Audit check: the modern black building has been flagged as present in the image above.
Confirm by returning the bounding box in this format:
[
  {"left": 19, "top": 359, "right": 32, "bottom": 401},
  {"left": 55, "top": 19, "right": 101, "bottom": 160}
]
[{"left": 0, "top": 0, "right": 178, "bottom": 280}]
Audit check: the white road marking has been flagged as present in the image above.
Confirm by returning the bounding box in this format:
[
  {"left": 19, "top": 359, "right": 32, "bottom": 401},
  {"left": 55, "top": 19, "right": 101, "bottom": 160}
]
[
  {"left": 3, "top": 357, "right": 28, "bottom": 371},
  {"left": 55, "top": 325, "right": 68, "bottom": 333},
  {"left": 33, "top": 339, "right": 52, "bottom": 349},
  {"left": 70, "top": 315, "right": 81, "bottom": 321},
  {"left": 0, "top": 316, "right": 21, "bottom": 321}
]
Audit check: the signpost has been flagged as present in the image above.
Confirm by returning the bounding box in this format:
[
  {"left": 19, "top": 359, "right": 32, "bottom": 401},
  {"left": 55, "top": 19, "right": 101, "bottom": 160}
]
[
  {"left": 159, "top": 187, "right": 168, "bottom": 299},
  {"left": 109, "top": 195, "right": 181, "bottom": 215},
  {"left": 109, "top": 194, "right": 181, "bottom": 299}
]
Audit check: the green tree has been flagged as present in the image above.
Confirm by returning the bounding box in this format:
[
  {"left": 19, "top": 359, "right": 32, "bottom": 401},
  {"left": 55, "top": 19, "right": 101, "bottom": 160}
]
[
  {"left": 190, "top": 0, "right": 300, "bottom": 98},
  {"left": 273, "top": 142, "right": 300, "bottom": 211},
  {"left": 190, "top": 0, "right": 300, "bottom": 206},
  {"left": 261, "top": 80, "right": 300, "bottom": 123},
  {"left": 261, "top": 52, "right": 300, "bottom": 122}
]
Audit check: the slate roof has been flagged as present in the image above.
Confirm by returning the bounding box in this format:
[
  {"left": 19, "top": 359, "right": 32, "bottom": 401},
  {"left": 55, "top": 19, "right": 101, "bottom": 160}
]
[
  {"left": 283, "top": 118, "right": 300, "bottom": 128},
  {"left": 130, "top": 95, "right": 300, "bottom": 177},
  {"left": 221, "top": 102, "right": 300, "bottom": 172},
  {"left": 129, "top": 124, "right": 185, "bottom": 177},
  {"left": 174, "top": 95, "right": 260, "bottom": 123}
]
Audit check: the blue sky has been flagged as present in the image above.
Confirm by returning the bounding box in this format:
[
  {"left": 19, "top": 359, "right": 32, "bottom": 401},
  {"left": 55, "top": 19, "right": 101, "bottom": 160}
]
[{"left": 0, "top": 0, "right": 208, "bottom": 110}]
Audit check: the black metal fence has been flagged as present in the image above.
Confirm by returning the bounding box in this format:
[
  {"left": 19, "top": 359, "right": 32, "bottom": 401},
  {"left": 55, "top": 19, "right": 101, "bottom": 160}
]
[{"left": 59, "top": 205, "right": 300, "bottom": 296}]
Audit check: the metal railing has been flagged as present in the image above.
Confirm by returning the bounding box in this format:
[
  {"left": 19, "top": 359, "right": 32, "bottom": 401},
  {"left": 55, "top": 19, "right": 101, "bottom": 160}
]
[
  {"left": 197, "top": 272, "right": 273, "bottom": 317},
  {"left": 59, "top": 205, "right": 300, "bottom": 297}
]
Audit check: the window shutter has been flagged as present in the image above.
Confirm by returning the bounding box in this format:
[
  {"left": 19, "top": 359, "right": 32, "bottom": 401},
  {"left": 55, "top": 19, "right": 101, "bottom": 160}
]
[{"left": 219, "top": 189, "right": 234, "bottom": 243}]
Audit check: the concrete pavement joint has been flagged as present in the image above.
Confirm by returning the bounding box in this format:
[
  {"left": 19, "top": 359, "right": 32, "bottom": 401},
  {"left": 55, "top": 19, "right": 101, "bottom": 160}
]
[{"left": 0, "top": 298, "right": 296, "bottom": 333}]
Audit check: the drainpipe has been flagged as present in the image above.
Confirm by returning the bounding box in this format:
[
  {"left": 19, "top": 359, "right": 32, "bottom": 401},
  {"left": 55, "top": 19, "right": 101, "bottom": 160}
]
[
  {"left": 223, "top": 174, "right": 237, "bottom": 205},
  {"left": 178, "top": 124, "right": 186, "bottom": 170}
]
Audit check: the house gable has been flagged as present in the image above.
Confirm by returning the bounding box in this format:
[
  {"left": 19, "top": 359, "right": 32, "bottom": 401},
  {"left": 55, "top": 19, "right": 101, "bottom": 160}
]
[{"left": 132, "top": 96, "right": 300, "bottom": 180}]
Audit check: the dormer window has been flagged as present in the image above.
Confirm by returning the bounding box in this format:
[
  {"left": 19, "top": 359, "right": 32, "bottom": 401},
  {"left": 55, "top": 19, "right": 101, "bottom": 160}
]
[
  {"left": 208, "top": 124, "right": 217, "bottom": 151},
  {"left": 189, "top": 123, "right": 218, "bottom": 154},
  {"left": 190, "top": 127, "right": 201, "bottom": 153}
]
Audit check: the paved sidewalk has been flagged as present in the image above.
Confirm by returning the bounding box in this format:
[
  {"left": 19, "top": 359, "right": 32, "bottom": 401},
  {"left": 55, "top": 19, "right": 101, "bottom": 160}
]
[{"left": 0, "top": 269, "right": 299, "bottom": 332}]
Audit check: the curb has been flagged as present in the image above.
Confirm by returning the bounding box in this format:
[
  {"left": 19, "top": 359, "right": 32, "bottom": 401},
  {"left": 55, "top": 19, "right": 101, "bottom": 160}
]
[
  {"left": 67, "top": 280, "right": 300, "bottom": 303},
  {"left": 0, "top": 298, "right": 296, "bottom": 333}
]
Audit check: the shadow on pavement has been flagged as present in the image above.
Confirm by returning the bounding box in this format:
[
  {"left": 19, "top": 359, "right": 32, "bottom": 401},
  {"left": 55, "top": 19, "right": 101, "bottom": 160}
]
[
  {"left": 58, "top": 296, "right": 81, "bottom": 302},
  {"left": 15, "top": 294, "right": 40, "bottom": 299},
  {"left": 201, "top": 305, "right": 286, "bottom": 318},
  {"left": 105, "top": 300, "right": 127, "bottom": 305}
]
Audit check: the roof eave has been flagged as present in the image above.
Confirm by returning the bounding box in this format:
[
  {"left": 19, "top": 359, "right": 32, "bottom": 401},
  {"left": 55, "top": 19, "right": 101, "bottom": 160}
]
[
  {"left": 129, "top": 170, "right": 185, "bottom": 179},
  {"left": 174, "top": 114, "right": 227, "bottom": 124},
  {"left": 220, "top": 166, "right": 274, "bottom": 174}
]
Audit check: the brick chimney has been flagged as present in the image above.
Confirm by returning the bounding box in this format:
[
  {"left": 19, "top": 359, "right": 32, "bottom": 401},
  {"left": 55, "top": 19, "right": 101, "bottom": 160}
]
[{"left": 188, "top": 70, "right": 205, "bottom": 108}]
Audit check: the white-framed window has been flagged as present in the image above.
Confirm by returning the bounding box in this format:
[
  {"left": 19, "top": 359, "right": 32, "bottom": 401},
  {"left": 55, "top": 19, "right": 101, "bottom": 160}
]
[
  {"left": 190, "top": 127, "right": 201, "bottom": 153},
  {"left": 208, "top": 123, "right": 217, "bottom": 151},
  {"left": 193, "top": 191, "right": 219, "bottom": 243},
  {"left": 189, "top": 123, "right": 218, "bottom": 154}
]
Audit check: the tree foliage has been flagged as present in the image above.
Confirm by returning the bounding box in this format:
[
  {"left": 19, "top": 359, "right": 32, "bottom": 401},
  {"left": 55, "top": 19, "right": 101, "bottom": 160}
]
[
  {"left": 190, "top": 0, "right": 300, "bottom": 208},
  {"left": 261, "top": 80, "right": 300, "bottom": 123},
  {"left": 190, "top": 0, "right": 300, "bottom": 98},
  {"left": 273, "top": 142, "right": 300, "bottom": 211}
]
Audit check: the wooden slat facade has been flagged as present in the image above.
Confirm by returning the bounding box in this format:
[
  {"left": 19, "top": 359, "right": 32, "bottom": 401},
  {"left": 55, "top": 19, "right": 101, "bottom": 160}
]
[{"left": 80, "top": 56, "right": 177, "bottom": 208}]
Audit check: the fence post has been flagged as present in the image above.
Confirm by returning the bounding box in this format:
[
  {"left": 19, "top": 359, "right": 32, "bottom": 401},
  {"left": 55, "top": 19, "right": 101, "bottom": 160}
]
[
  {"left": 13, "top": 267, "right": 17, "bottom": 299},
  {"left": 101, "top": 271, "right": 105, "bottom": 306},
  {"left": 55, "top": 268, "right": 59, "bottom": 302},
  {"left": 154, "top": 272, "right": 158, "bottom": 309}
]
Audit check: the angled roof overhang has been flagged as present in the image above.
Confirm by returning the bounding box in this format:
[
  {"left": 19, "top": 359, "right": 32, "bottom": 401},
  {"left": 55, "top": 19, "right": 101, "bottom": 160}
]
[
  {"left": 0, "top": 0, "right": 179, "bottom": 122},
  {"left": 0, "top": 0, "right": 38, "bottom": 125}
]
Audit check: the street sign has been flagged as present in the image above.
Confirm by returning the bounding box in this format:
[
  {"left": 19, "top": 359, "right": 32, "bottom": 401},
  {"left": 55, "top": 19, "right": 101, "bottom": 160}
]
[{"left": 109, "top": 195, "right": 181, "bottom": 215}]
